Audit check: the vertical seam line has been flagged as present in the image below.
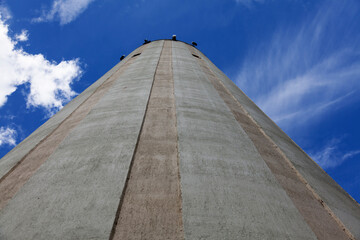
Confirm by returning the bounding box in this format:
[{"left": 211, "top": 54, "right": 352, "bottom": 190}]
[{"left": 171, "top": 41, "right": 185, "bottom": 239}]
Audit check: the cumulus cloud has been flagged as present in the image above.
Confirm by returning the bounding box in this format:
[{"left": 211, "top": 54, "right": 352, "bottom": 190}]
[
  {"left": 0, "top": 13, "right": 82, "bottom": 115},
  {"left": 34, "top": 0, "right": 95, "bottom": 25},
  {"left": 310, "top": 138, "right": 360, "bottom": 169},
  {"left": 0, "top": 127, "right": 16, "bottom": 147},
  {"left": 234, "top": 1, "right": 360, "bottom": 130},
  {"left": 15, "top": 29, "right": 28, "bottom": 42}
]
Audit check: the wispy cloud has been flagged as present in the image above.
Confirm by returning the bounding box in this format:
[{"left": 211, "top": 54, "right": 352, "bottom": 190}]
[
  {"left": 235, "top": 0, "right": 265, "bottom": 8},
  {"left": 0, "top": 10, "right": 82, "bottom": 115},
  {"left": 0, "top": 3, "right": 11, "bottom": 20},
  {"left": 234, "top": 1, "right": 360, "bottom": 130},
  {"left": 0, "top": 127, "right": 16, "bottom": 147},
  {"left": 310, "top": 138, "right": 360, "bottom": 169},
  {"left": 34, "top": 0, "right": 95, "bottom": 25}
]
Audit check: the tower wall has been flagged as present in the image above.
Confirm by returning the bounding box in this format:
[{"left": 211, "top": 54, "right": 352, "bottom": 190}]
[
  {"left": 192, "top": 43, "right": 360, "bottom": 238},
  {"left": 0, "top": 40, "right": 359, "bottom": 239}
]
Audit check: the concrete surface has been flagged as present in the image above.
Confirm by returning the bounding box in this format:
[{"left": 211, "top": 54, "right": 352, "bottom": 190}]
[
  {"left": 172, "top": 41, "right": 317, "bottom": 239},
  {"left": 194, "top": 45, "right": 360, "bottom": 239},
  {"left": 188, "top": 45, "right": 351, "bottom": 240},
  {"left": 0, "top": 41, "right": 161, "bottom": 239},
  {"left": 0, "top": 46, "right": 143, "bottom": 211},
  {"left": 0, "top": 40, "right": 359, "bottom": 239},
  {"left": 112, "top": 41, "right": 183, "bottom": 240}
]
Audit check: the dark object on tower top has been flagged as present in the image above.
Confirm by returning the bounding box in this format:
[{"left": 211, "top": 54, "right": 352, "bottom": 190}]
[
  {"left": 120, "top": 55, "right": 125, "bottom": 61},
  {"left": 172, "top": 35, "right": 177, "bottom": 41},
  {"left": 192, "top": 41, "right": 198, "bottom": 47},
  {"left": 144, "top": 39, "right": 151, "bottom": 44}
]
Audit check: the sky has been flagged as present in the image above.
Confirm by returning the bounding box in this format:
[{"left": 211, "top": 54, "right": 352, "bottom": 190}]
[{"left": 0, "top": 0, "right": 359, "bottom": 202}]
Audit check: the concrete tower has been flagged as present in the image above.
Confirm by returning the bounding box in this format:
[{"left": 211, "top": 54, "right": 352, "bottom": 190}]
[{"left": 0, "top": 40, "right": 359, "bottom": 239}]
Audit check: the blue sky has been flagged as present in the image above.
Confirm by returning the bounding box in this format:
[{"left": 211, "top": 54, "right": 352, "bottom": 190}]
[{"left": 0, "top": 0, "right": 359, "bottom": 201}]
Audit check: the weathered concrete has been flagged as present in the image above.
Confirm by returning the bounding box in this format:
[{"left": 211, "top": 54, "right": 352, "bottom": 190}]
[
  {"left": 0, "top": 40, "right": 359, "bottom": 239},
  {"left": 188, "top": 45, "right": 352, "bottom": 240},
  {"left": 112, "top": 41, "right": 183, "bottom": 240},
  {"left": 172, "top": 41, "right": 317, "bottom": 239},
  {"left": 194, "top": 46, "right": 360, "bottom": 239},
  {"left": 0, "top": 41, "right": 162, "bottom": 239}
]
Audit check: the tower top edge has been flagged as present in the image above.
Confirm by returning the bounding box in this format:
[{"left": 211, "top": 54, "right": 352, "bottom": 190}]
[{"left": 142, "top": 39, "right": 197, "bottom": 48}]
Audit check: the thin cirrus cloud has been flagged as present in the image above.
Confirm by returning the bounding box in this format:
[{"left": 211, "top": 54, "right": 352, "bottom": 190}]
[
  {"left": 235, "top": 1, "right": 360, "bottom": 129},
  {"left": 0, "top": 12, "right": 82, "bottom": 115},
  {"left": 234, "top": 1, "right": 360, "bottom": 168},
  {"left": 34, "top": 0, "right": 95, "bottom": 25},
  {"left": 235, "top": 0, "right": 264, "bottom": 8},
  {"left": 310, "top": 138, "right": 360, "bottom": 169}
]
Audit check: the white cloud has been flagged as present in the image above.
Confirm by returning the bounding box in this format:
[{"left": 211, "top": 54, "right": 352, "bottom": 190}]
[
  {"left": 234, "top": 1, "right": 360, "bottom": 131},
  {"left": 34, "top": 0, "right": 95, "bottom": 25},
  {"left": 0, "top": 127, "right": 16, "bottom": 147},
  {"left": 0, "top": 4, "right": 11, "bottom": 20},
  {"left": 0, "top": 13, "right": 82, "bottom": 115},
  {"left": 310, "top": 138, "right": 360, "bottom": 169},
  {"left": 15, "top": 29, "right": 28, "bottom": 42}
]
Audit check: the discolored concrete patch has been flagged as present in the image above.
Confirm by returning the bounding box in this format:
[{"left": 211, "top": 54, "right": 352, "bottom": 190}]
[{"left": 111, "top": 41, "right": 184, "bottom": 239}]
